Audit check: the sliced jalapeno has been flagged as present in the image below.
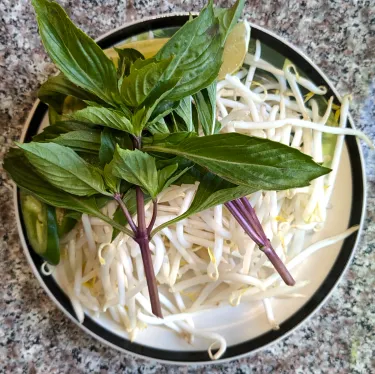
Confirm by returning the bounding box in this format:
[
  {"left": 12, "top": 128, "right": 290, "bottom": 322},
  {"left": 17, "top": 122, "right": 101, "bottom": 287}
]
[{"left": 21, "top": 192, "right": 60, "bottom": 265}]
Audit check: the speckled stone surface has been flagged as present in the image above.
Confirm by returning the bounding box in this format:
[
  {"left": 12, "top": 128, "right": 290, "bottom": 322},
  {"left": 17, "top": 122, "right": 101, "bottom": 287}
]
[{"left": 0, "top": 1, "right": 374, "bottom": 373}]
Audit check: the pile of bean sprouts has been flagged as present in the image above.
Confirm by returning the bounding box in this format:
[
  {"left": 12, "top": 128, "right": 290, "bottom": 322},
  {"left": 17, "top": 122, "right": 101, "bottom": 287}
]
[{"left": 43, "top": 35, "right": 371, "bottom": 360}]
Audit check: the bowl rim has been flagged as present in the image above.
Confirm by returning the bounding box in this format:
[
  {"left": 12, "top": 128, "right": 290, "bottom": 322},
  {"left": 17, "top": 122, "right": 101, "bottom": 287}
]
[{"left": 14, "top": 13, "right": 367, "bottom": 365}]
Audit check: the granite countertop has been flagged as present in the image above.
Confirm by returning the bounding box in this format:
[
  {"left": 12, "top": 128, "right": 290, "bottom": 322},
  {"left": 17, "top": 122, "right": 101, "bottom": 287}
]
[{"left": 1, "top": 1, "right": 374, "bottom": 373}]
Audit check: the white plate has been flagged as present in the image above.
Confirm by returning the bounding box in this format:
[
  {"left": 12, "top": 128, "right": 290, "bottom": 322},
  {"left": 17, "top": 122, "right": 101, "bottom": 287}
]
[{"left": 15, "top": 14, "right": 366, "bottom": 364}]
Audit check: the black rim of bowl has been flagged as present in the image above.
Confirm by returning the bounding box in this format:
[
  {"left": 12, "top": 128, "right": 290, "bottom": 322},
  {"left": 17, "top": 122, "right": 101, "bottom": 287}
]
[{"left": 17, "top": 15, "right": 365, "bottom": 363}]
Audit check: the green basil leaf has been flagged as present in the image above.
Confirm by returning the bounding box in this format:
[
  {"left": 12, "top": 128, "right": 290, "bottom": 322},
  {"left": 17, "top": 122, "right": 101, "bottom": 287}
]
[
  {"left": 143, "top": 133, "right": 331, "bottom": 190},
  {"left": 72, "top": 107, "right": 134, "bottom": 134},
  {"left": 147, "top": 118, "right": 170, "bottom": 135},
  {"left": 157, "top": 164, "right": 178, "bottom": 191},
  {"left": 120, "top": 57, "right": 174, "bottom": 107},
  {"left": 142, "top": 131, "right": 197, "bottom": 146},
  {"left": 110, "top": 147, "right": 159, "bottom": 198},
  {"left": 51, "top": 130, "right": 101, "bottom": 152},
  {"left": 78, "top": 152, "right": 101, "bottom": 167},
  {"left": 155, "top": 1, "right": 222, "bottom": 100},
  {"left": 115, "top": 47, "right": 144, "bottom": 79},
  {"left": 215, "top": 0, "right": 245, "bottom": 40},
  {"left": 17, "top": 142, "right": 108, "bottom": 196},
  {"left": 147, "top": 100, "right": 180, "bottom": 126},
  {"left": 103, "top": 163, "right": 120, "bottom": 193},
  {"left": 33, "top": 120, "right": 95, "bottom": 142},
  {"left": 152, "top": 172, "right": 256, "bottom": 235},
  {"left": 174, "top": 96, "right": 194, "bottom": 132},
  {"left": 4, "top": 149, "right": 132, "bottom": 236},
  {"left": 38, "top": 74, "right": 105, "bottom": 114},
  {"left": 169, "top": 112, "right": 188, "bottom": 133},
  {"left": 160, "top": 166, "right": 192, "bottom": 192},
  {"left": 132, "top": 77, "right": 181, "bottom": 134},
  {"left": 99, "top": 127, "right": 132, "bottom": 166},
  {"left": 32, "top": 0, "right": 119, "bottom": 105},
  {"left": 193, "top": 82, "right": 216, "bottom": 135}
]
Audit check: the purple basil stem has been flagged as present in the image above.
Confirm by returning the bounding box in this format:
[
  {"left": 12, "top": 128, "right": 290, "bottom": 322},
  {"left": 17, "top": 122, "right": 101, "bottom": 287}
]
[{"left": 225, "top": 198, "right": 295, "bottom": 286}]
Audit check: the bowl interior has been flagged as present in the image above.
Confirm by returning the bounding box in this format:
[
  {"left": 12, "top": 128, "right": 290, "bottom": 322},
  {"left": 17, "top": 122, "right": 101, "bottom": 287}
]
[{"left": 17, "top": 15, "right": 365, "bottom": 363}]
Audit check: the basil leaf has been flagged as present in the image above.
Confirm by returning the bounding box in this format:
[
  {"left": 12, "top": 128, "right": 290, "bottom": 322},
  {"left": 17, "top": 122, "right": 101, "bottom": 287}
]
[
  {"left": 170, "top": 112, "right": 188, "bottom": 133},
  {"left": 110, "top": 147, "right": 159, "bottom": 198},
  {"left": 72, "top": 107, "right": 134, "bottom": 134},
  {"left": 115, "top": 48, "right": 144, "bottom": 78},
  {"left": 99, "top": 127, "right": 132, "bottom": 166},
  {"left": 17, "top": 142, "right": 108, "bottom": 196},
  {"left": 215, "top": 0, "right": 245, "bottom": 40},
  {"left": 152, "top": 172, "right": 256, "bottom": 235},
  {"left": 147, "top": 100, "right": 180, "bottom": 126},
  {"left": 120, "top": 57, "right": 174, "bottom": 107},
  {"left": 4, "top": 149, "right": 131, "bottom": 236},
  {"left": 38, "top": 74, "right": 104, "bottom": 114},
  {"left": 160, "top": 166, "right": 191, "bottom": 192},
  {"left": 148, "top": 118, "right": 170, "bottom": 135},
  {"left": 158, "top": 164, "right": 178, "bottom": 190},
  {"left": 155, "top": 2, "right": 222, "bottom": 100},
  {"left": 193, "top": 82, "right": 217, "bottom": 135},
  {"left": 51, "top": 130, "right": 101, "bottom": 152},
  {"left": 103, "top": 164, "right": 120, "bottom": 193},
  {"left": 142, "top": 131, "right": 197, "bottom": 146},
  {"left": 143, "top": 133, "right": 331, "bottom": 190},
  {"left": 132, "top": 78, "right": 181, "bottom": 134},
  {"left": 32, "top": 0, "right": 119, "bottom": 105},
  {"left": 174, "top": 96, "right": 194, "bottom": 132},
  {"left": 33, "top": 120, "right": 95, "bottom": 142}
]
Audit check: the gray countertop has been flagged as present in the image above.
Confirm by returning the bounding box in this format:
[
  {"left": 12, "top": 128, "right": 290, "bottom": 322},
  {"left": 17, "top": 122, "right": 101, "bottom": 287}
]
[{"left": 0, "top": 1, "right": 374, "bottom": 373}]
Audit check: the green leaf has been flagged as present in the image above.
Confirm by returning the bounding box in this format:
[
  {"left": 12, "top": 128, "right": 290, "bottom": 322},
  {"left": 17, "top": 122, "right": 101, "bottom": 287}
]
[
  {"left": 174, "top": 96, "right": 194, "bottom": 132},
  {"left": 72, "top": 107, "right": 134, "bottom": 134},
  {"left": 215, "top": 0, "right": 245, "bottom": 41},
  {"left": 4, "top": 149, "right": 132, "bottom": 236},
  {"left": 155, "top": 1, "right": 223, "bottom": 100},
  {"left": 32, "top": 0, "right": 119, "bottom": 105},
  {"left": 103, "top": 163, "right": 120, "bottom": 193},
  {"left": 152, "top": 172, "right": 256, "bottom": 235},
  {"left": 17, "top": 142, "right": 108, "bottom": 196},
  {"left": 110, "top": 147, "right": 159, "bottom": 198},
  {"left": 120, "top": 57, "right": 174, "bottom": 107},
  {"left": 131, "top": 78, "right": 181, "bottom": 134},
  {"left": 170, "top": 112, "right": 188, "bottom": 133},
  {"left": 143, "top": 133, "right": 331, "bottom": 190},
  {"left": 193, "top": 82, "right": 216, "bottom": 135},
  {"left": 33, "top": 120, "right": 95, "bottom": 142},
  {"left": 147, "top": 118, "right": 170, "bottom": 135},
  {"left": 147, "top": 100, "right": 180, "bottom": 126},
  {"left": 157, "top": 164, "right": 178, "bottom": 191},
  {"left": 115, "top": 47, "right": 144, "bottom": 79},
  {"left": 51, "top": 129, "right": 101, "bottom": 152},
  {"left": 38, "top": 74, "right": 105, "bottom": 114},
  {"left": 143, "top": 131, "right": 197, "bottom": 146},
  {"left": 98, "top": 127, "right": 132, "bottom": 166},
  {"left": 160, "top": 166, "right": 191, "bottom": 192}
]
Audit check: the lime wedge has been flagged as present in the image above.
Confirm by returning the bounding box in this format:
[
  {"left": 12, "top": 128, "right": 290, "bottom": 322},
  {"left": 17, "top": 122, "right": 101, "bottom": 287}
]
[
  {"left": 105, "top": 38, "right": 169, "bottom": 66},
  {"left": 218, "top": 21, "right": 251, "bottom": 80}
]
